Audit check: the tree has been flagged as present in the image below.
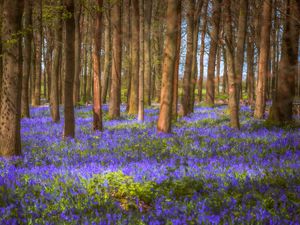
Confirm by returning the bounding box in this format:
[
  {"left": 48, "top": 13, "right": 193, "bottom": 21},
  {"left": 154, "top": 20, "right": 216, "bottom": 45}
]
[
  {"left": 0, "top": 0, "right": 2, "bottom": 115},
  {"left": 63, "top": 0, "right": 75, "bottom": 138},
  {"left": 181, "top": 0, "right": 195, "bottom": 116},
  {"left": 138, "top": 0, "right": 145, "bottom": 121},
  {"left": 172, "top": 0, "right": 181, "bottom": 120},
  {"left": 269, "top": 0, "right": 299, "bottom": 123},
  {"left": 109, "top": 0, "right": 122, "bottom": 119},
  {"left": 50, "top": 1, "right": 63, "bottom": 123},
  {"left": 197, "top": 0, "right": 208, "bottom": 102},
  {"left": 254, "top": 0, "right": 272, "bottom": 119},
  {"left": 144, "top": 0, "right": 152, "bottom": 106},
  {"left": 32, "top": 0, "right": 42, "bottom": 106},
  {"left": 235, "top": 0, "right": 248, "bottom": 101},
  {"left": 102, "top": 5, "right": 111, "bottom": 104},
  {"left": 73, "top": 1, "right": 82, "bottom": 105},
  {"left": 0, "top": 0, "right": 24, "bottom": 157},
  {"left": 21, "top": 0, "right": 32, "bottom": 118},
  {"left": 157, "top": 0, "right": 179, "bottom": 133},
  {"left": 224, "top": 0, "right": 240, "bottom": 129},
  {"left": 128, "top": 0, "right": 139, "bottom": 115},
  {"left": 205, "top": 0, "right": 221, "bottom": 106},
  {"left": 92, "top": 0, "right": 103, "bottom": 131}
]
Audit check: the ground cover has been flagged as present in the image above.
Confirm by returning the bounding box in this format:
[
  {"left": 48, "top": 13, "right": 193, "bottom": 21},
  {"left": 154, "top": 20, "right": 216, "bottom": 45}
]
[{"left": 0, "top": 105, "right": 299, "bottom": 224}]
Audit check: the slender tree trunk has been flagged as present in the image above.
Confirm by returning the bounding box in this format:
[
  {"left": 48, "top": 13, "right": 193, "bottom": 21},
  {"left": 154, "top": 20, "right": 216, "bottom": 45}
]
[
  {"left": 157, "top": 0, "right": 179, "bottom": 133},
  {"left": 224, "top": 0, "right": 240, "bottom": 129},
  {"left": 222, "top": 47, "right": 228, "bottom": 94},
  {"left": 144, "top": 0, "right": 152, "bottom": 106},
  {"left": 73, "top": 1, "right": 81, "bottom": 105},
  {"left": 215, "top": 47, "right": 221, "bottom": 96},
  {"left": 63, "top": 0, "right": 75, "bottom": 138},
  {"left": 205, "top": 0, "right": 221, "bottom": 106},
  {"left": 247, "top": 35, "right": 255, "bottom": 105},
  {"left": 235, "top": 0, "right": 248, "bottom": 101},
  {"left": 102, "top": 7, "right": 111, "bottom": 104},
  {"left": 0, "top": 0, "right": 24, "bottom": 157},
  {"left": 50, "top": 4, "right": 62, "bottom": 123},
  {"left": 190, "top": 1, "right": 203, "bottom": 111},
  {"left": 21, "top": 0, "right": 32, "bottom": 118},
  {"left": 0, "top": 0, "right": 2, "bottom": 114},
  {"left": 254, "top": 0, "right": 272, "bottom": 119},
  {"left": 32, "top": 0, "right": 42, "bottom": 106},
  {"left": 172, "top": 0, "right": 181, "bottom": 120},
  {"left": 181, "top": 0, "right": 195, "bottom": 116},
  {"left": 92, "top": 0, "right": 103, "bottom": 131},
  {"left": 109, "top": 0, "right": 122, "bottom": 119},
  {"left": 138, "top": 0, "right": 145, "bottom": 121},
  {"left": 198, "top": 0, "right": 208, "bottom": 102},
  {"left": 129, "top": 0, "right": 139, "bottom": 115},
  {"left": 123, "top": 0, "right": 131, "bottom": 111},
  {"left": 269, "top": 0, "right": 299, "bottom": 122}
]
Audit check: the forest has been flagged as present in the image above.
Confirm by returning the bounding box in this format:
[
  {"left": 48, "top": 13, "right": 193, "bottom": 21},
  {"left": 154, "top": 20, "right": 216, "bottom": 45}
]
[{"left": 0, "top": 0, "right": 299, "bottom": 224}]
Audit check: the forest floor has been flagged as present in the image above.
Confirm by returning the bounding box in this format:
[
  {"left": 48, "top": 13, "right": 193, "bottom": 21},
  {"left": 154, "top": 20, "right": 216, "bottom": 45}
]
[{"left": 0, "top": 105, "right": 299, "bottom": 224}]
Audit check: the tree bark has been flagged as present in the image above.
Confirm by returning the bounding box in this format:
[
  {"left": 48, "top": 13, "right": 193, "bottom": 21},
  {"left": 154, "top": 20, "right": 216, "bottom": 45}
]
[
  {"left": 269, "top": 0, "right": 299, "bottom": 123},
  {"left": 0, "top": 0, "right": 24, "bottom": 157},
  {"left": 235, "top": 0, "right": 248, "bottom": 101},
  {"left": 21, "top": 0, "right": 32, "bottom": 118},
  {"left": 247, "top": 34, "right": 255, "bottom": 105},
  {"left": 32, "top": 0, "right": 42, "bottom": 106},
  {"left": 254, "top": 0, "right": 272, "bottom": 119},
  {"left": 50, "top": 2, "right": 63, "bottom": 123},
  {"left": 181, "top": 0, "right": 195, "bottom": 116},
  {"left": 224, "top": 0, "right": 240, "bottom": 129},
  {"left": 157, "top": 0, "right": 179, "bottom": 133},
  {"left": 128, "top": 0, "right": 139, "bottom": 115},
  {"left": 138, "top": 0, "right": 145, "bottom": 121},
  {"left": 144, "top": 0, "right": 152, "bottom": 106},
  {"left": 197, "top": 0, "right": 208, "bottom": 102},
  {"left": 63, "top": 0, "right": 76, "bottom": 138},
  {"left": 205, "top": 0, "right": 221, "bottom": 106},
  {"left": 73, "top": 1, "right": 81, "bottom": 105},
  {"left": 102, "top": 7, "right": 111, "bottom": 104},
  {"left": 92, "top": 0, "right": 103, "bottom": 131},
  {"left": 172, "top": 0, "right": 181, "bottom": 120},
  {"left": 109, "top": 0, "right": 122, "bottom": 119}
]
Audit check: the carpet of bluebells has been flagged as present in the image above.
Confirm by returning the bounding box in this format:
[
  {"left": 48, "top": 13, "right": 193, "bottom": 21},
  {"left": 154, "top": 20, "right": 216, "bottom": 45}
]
[{"left": 0, "top": 104, "right": 299, "bottom": 225}]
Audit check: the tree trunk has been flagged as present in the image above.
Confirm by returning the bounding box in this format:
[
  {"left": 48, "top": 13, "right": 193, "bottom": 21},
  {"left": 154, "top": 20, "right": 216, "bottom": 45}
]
[
  {"left": 73, "top": 1, "right": 81, "bottom": 105},
  {"left": 92, "top": 0, "right": 103, "bottom": 131},
  {"left": 109, "top": 0, "right": 122, "bottom": 119},
  {"left": 215, "top": 47, "right": 221, "bottom": 96},
  {"left": 102, "top": 7, "right": 111, "bottom": 104},
  {"left": 197, "top": 0, "right": 208, "bottom": 102},
  {"left": 144, "top": 0, "right": 152, "bottom": 106},
  {"left": 0, "top": 0, "right": 24, "bottom": 157},
  {"left": 50, "top": 3, "right": 63, "bottom": 123},
  {"left": 32, "top": 0, "right": 42, "bottom": 106},
  {"left": 224, "top": 0, "right": 240, "bottom": 129},
  {"left": 157, "top": 0, "right": 179, "bottom": 133},
  {"left": 172, "top": 0, "right": 181, "bottom": 120},
  {"left": 181, "top": 0, "right": 195, "bottom": 116},
  {"left": 269, "top": 0, "right": 299, "bottom": 123},
  {"left": 21, "top": 0, "right": 32, "bottom": 118},
  {"left": 235, "top": 0, "right": 248, "bottom": 101},
  {"left": 254, "top": 0, "right": 272, "bottom": 119},
  {"left": 128, "top": 0, "right": 139, "bottom": 115},
  {"left": 63, "top": 0, "right": 75, "bottom": 138},
  {"left": 190, "top": 1, "right": 203, "bottom": 112},
  {"left": 247, "top": 34, "right": 255, "bottom": 105},
  {"left": 205, "top": 0, "right": 221, "bottom": 106},
  {"left": 138, "top": 0, "right": 145, "bottom": 121},
  {"left": 0, "top": 0, "right": 2, "bottom": 114}
]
